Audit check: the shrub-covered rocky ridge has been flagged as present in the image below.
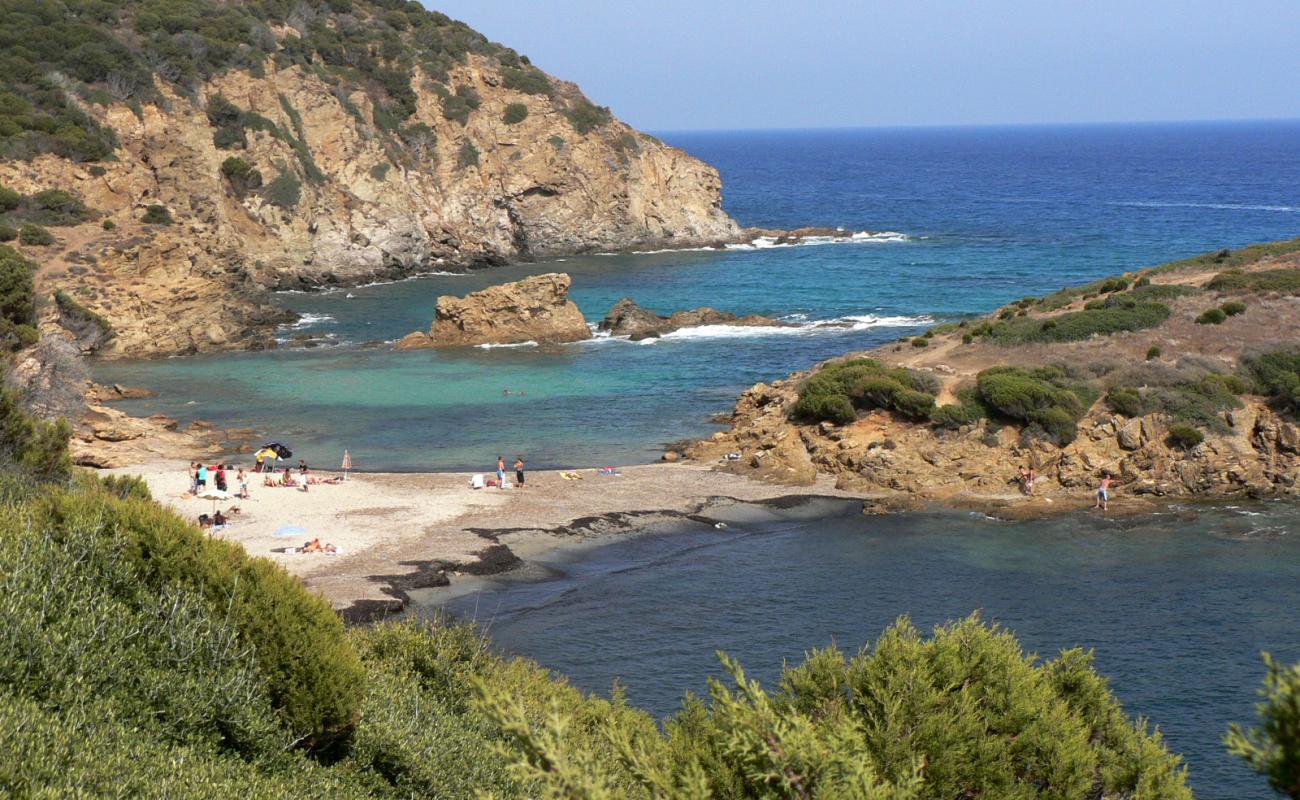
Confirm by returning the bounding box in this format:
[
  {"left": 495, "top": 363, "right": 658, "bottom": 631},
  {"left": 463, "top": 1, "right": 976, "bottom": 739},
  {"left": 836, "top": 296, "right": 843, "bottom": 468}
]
[
  {"left": 0, "top": 0, "right": 740, "bottom": 357},
  {"left": 690, "top": 239, "right": 1300, "bottom": 502}
]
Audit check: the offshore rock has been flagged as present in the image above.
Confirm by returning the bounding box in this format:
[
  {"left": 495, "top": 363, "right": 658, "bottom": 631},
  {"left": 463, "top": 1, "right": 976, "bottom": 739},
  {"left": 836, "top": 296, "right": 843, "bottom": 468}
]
[
  {"left": 598, "top": 297, "right": 788, "bottom": 340},
  {"left": 395, "top": 273, "right": 591, "bottom": 349}
]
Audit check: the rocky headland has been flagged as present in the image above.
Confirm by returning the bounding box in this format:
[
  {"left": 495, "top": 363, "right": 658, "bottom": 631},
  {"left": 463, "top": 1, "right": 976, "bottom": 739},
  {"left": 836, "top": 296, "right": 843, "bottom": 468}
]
[
  {"left": 598, "top": 297, "right": 788, "bottom": 340},
  {"left": 0, "top": 2, "right": 742, "bottom": 359},
  {"left": 686, "top": 240, "right": 1300, "bottom": 512},
  {"left": 393, "top": 272, "right": 590, "bottom": 349}
]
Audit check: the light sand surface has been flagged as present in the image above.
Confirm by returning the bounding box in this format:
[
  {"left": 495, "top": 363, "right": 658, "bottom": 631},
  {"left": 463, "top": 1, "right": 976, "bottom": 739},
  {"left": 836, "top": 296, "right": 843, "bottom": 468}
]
[{"left": 109, "top": 460, "right": 853, "bottom": 617}]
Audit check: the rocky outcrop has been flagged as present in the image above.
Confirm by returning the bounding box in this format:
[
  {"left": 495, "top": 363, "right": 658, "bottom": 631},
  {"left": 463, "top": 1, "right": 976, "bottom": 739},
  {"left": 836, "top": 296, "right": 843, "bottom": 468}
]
[
  {"left": 1, "top": 19, "right": 741, "bottom": 358},
  {"left": 599, "top": 298, "right": 788, "bottom": 340},
  {"left": 394, "top": 273, "right": 590, "bottom": 349},
  {"left": 6, "top": 336, "right": 91, "bottom": 422}
]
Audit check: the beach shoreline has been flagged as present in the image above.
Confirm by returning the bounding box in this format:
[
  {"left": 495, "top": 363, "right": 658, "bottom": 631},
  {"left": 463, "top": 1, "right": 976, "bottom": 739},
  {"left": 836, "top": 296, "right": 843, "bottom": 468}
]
[{"left": 107, "top": 458, "right": 1211, "bottom": 622}]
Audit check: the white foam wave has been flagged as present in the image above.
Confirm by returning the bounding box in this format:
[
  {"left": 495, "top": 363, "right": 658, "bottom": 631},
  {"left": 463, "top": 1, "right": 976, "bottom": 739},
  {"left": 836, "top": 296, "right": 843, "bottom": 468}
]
[
  {"left": 596, "top": 230, "right": 911, "bottom": 257},
  {"left": 1110, "top": 200, "right": 1300, "bottom": 213},
  {"left": 475, "top": 340, "right": 539, "bottom": 350},
  {"left": 630, "top": 313, "right": 933, "bottom": 344},
  {"left": 284, "top": 313, "right": 335, "bottom": 330}
]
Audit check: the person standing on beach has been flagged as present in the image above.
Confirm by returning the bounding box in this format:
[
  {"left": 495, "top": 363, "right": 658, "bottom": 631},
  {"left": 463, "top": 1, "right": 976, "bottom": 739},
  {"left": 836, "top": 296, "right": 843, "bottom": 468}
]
[
  {"left": 496, "top": 455, "right": 507, "bottom": 489},
  {"left": 196, "top": 462, "right": 209, "bottom": 491},
  {"left": 236, "top": 468, "right": 249, "bottom": 499},
  {"left": 514, "top": 457, "right": 526, "bottom": 489}
]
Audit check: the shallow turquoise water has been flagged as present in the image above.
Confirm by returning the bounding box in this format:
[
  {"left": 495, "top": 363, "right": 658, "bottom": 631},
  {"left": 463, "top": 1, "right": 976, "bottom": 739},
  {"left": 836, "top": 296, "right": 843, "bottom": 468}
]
[
  {"left": 434, "top": 499, "right": 1300, "bottom": 800},
  {"left": 94, "top": 121, "right": 1300, "bottom": 470}
]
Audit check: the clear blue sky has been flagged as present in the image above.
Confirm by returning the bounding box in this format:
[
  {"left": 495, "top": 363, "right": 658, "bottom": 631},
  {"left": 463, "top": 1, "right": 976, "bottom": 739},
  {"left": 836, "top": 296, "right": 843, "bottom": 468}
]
[{"left": 423, "top": 0, "right": 1300, "bottom": 131}]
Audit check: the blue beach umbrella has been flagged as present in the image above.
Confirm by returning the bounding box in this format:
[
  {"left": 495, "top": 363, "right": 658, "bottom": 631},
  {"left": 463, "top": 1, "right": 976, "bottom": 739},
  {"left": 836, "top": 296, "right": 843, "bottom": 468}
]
[{"left": 274, "top": 525, "right": 308, "bottom": 538}]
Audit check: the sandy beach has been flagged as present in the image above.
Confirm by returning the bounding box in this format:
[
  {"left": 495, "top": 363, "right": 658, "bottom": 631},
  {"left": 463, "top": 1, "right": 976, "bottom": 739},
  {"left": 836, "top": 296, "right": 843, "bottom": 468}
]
[{"left": 111, "top": 460, "right": 856, "bottom": 618}]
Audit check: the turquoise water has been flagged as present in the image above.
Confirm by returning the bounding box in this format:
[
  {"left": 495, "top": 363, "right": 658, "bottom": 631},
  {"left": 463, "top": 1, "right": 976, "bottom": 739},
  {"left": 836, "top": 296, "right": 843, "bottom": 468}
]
[
  {"left": 94, "top": 121, "right": 1300, "bottom": 470},
  {"left": 435, "top": 500, "right": 1300, "bottom": 800}
]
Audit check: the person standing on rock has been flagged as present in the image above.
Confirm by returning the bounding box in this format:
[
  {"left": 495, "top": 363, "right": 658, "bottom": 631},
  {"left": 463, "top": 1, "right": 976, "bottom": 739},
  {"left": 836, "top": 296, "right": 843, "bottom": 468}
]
[
  {"left": 1094, "top": 473, "right": 1113, "bottom": 512},
  {"left": 497, "top": 455, "right": 507, "bottom": 490}
]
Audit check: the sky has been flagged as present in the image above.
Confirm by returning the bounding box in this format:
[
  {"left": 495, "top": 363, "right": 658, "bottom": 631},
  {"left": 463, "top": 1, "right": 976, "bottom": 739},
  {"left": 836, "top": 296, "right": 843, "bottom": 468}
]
[{"left": 423, "top": 0, "right": 1300, "bottom": 131}]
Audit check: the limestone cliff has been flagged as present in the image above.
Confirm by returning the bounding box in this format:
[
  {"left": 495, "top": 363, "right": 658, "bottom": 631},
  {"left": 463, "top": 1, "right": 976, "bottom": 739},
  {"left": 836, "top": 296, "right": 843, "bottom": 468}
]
[
  {"left": 0, "top": 3, "right": 740, "bottom": 358},
  {"left": 394, "top": 272, "right": 590, "bottom": 348}
]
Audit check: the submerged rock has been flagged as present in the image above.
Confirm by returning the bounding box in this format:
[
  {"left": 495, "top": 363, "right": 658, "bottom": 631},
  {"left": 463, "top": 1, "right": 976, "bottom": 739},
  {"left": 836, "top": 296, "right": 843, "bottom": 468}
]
[{"left": 395, "top": 273, "right": 592, "bottom": 349}]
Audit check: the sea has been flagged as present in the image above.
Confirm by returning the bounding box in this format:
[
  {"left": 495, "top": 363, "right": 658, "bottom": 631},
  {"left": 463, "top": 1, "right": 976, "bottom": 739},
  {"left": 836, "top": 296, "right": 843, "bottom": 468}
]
[{"left": 93, "top": 121, "right": 1300, "bottom": 798}]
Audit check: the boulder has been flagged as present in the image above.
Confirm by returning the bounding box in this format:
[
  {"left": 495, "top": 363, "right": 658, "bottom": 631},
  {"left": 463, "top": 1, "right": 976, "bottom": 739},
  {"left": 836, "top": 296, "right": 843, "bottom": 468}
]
[
  {"left": 395, "top": 273, "right": 592, "bottom": 349},
  {"left": 598, "top": 297, "right": 788, "bottom": 341}
]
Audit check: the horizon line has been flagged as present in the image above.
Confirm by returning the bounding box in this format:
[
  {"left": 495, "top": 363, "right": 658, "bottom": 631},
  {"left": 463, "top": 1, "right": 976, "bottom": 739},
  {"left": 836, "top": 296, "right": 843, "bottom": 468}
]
[{"left": 647, "top": 115, "right": 1300, "bottom": 135}]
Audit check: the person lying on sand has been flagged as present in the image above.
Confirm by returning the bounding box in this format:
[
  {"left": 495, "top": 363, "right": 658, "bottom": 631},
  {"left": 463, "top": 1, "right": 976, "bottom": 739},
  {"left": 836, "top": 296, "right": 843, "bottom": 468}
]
[{"left": 299, "top": 537, "right": 338, "bottom": 554}]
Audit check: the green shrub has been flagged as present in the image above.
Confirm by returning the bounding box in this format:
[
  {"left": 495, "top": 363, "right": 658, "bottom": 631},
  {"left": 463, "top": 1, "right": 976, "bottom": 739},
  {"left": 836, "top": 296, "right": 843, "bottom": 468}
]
[
  {"left": 931, "top": 400, "right": 983, "bottom": 429},
  {"left": 1107, "top": 387, "right": 1145, "bottom": 418},
  {"left": 975, "top": 366, "right": 1094, "bottom": 445},
  {"left": 53, "top": 289, "right": 112, "bottom": 342},
  {"left": 563, "top": 99, "right": 612, "bottom": 134},
  {"left": 1147, "top": 345, "right": 1163, "bottom": 360},
  {"left": 220, "top": 156, "right": 262, "bottom": 195},
  {"left": 1166, "top": 425, "right": 1204, "bottom": 449},
  {"left": 1221, "top": 300, "right": 1247, "bottom": 316},
  {"left": 456, "top": 140, "right": 480, "bottom": 169},
  {"left": 962, "top": 332, "right": 973, "bottom": 344},
  {"left": 1226, "top": 653, "right": 1300, "bottom": 800},
  {"left": 0, "top": 185, "right": 19, "bottom": 212},
  {"left": 1242, "top": 349, "right": 1300, "bottom": 415},
  {"left": 502, "top": 102, "right": 528, "bottom": 124},
  {"left": 440, "top": 93, "right": 474, "bottom": 125},
  {"left": 140, "top": 204, "right": 172, "bottom": 225},
  {"left": 17, "top": 224, "right": 53, "bottom": 246},
  {"left": 990, "top": 302, "right": 1170, "bottom": 344},
  {"left": 493, "top": 615, "right": 1192, "bottom": 800},
  {"left": 500, "top": 65, "right": 552, "bottom": 96},
  {"left": 101, "top": 219, "right": 115, "bottom": 231},
  {"left": 1207, "top": 268, "right": 1300, "bottom": 294},
  {"left": 0, "top": 223, "right": 15, "bottom": 242},
  {"left": 26, "top": 188, "right": 92, "bottom": 225},
  {"left": 369, "top": 161, "right": 391, "bottom": 181},
  {"left": 791, "top": 392, "right": 855, "bottom": 425},
  {"left": 911, "top": 336, "right": 928, "bottom": 347},
  {"left": 548, "top": 134, "right": 565, "bottom": 151},
  {"left": 1196, "top": 307, "right": 1227, "bottom": 325},
  {"left": 264, "top": 169, "right": 301, "bottom": 211},
  {"left": 0, "top": 387, "right": 70, "bottom": 481}
]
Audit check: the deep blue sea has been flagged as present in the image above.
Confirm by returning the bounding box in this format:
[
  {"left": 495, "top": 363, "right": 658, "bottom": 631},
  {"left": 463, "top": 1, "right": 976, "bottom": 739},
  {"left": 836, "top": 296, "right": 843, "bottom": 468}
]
[{"left": 96, "top": 121, "right": 1300, "bottom": 472}]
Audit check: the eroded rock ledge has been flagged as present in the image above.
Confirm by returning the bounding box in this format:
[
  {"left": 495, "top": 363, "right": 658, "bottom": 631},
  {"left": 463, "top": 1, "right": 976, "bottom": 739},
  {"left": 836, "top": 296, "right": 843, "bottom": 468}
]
[
  {"left": 598, "top": 298, "right": 788, "bottom": 341},
  {"left": 394, "top": 272, "right": 591, "bottom": 349}
]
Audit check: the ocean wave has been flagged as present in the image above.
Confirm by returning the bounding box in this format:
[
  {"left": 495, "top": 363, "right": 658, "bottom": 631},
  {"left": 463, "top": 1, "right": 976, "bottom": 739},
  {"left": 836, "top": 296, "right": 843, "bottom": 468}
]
[
  {"left": 596, "top": 230, "right": 911, "bottom": 256},
  {"left": 631, "top": 313, "right": 933, "bottom": 344},
  {"left": 283, "top": 313, "right": 335, "bottom": 330},
  {"left": 475, "top": 341, "right": 539, "bottom": 350},
  {"left": 1109, "top": 200, "right": 1300, "bottom": 213}
]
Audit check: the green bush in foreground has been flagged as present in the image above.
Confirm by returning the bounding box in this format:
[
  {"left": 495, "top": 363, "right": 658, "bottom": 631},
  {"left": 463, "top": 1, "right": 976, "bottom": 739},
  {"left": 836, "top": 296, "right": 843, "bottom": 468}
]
[
  {"left": 988, "top": 300, "right": 1171, "bottom": 344},
  {"left": 1226, "top": 653, "right": 1300, "bottom": 800},
  {"left": 17, "top": 223, "right": 53, "bottom": 246},
  {"left": 490, "top": 615, "right": 1192, "bottom": 799}
]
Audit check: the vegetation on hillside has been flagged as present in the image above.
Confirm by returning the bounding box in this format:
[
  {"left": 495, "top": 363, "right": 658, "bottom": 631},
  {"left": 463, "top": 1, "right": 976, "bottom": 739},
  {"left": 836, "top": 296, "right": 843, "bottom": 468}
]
[
  {"left": 1227, "top": 653, "right": 1300, "bottom": 800},
  {"left": 0, "top": 0, "right": 614, "bottom": 166},
  {"left": 792, "top": 358, "right": 938, "bottom": 425}
]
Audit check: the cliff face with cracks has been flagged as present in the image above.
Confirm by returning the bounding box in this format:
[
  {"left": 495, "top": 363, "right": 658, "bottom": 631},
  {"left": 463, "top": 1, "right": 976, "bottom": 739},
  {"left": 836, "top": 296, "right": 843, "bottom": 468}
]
[{"left": 0, "top": 15, "right": 738, "bottom": 358}]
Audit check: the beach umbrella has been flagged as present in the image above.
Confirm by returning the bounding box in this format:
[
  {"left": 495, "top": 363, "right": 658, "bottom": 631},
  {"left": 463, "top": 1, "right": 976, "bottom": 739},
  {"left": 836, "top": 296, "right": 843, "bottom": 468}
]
[
  {"left": 341, "top": 449, "right": 352, "bottom": 480},
  {"left": 262, "top": 442, "right": 293, "bottom": 459},
  {"left": 274, "top": 525, "right": 308, "bottom": 538},
  {"left": 195, "top": 487, "right": 233, "bottom": 514}
]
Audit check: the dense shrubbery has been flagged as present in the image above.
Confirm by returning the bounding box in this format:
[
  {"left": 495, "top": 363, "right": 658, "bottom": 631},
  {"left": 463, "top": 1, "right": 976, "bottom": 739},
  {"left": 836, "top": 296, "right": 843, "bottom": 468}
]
[
  {"left": 1148, "top": 237, "right": 1300, "bottom": 276},
  {"left": 975, "top": 365, "right": 1095, "bottom": 445},
  {"left": 1104, "top": 360, "right": 1246, "bottom": 432},
  {"left": 1197, "top": 307, "right": 1227, "bottom": 325},
  {"left": 792, "top": 358, "right": 938, "bottom": 424},
  {"left": 0, "top": 245, "right": 38, "bottom": 353},
  {"left": 17, "top": 223, "right": 53, "bottom": 245},
  {"left": 1166, "top": 424, "right": 1204, "bottom": 449},
  {"left": 1207, "top": 268, "right": 1300, "bottom": 294},
  {"left": 264, "top": 168, "right": 302, "bottom": 210},
  {"left": 140, "top": 204, "right": 173, "bottom": 224},
  {"left": 220, "top": 156, "right": 263, "bottom": 195},
  {"left": 1221, "top": 300, "right": 1247, "bottom": 316},
  {"left": 52, "top": 288, "right": 113, "bottom": 342},
  {"left": 500, "top": 65, "right": 552, "bottom": 96},
  {"left": 987, "top": 300, "right": 1171, "bottom": 344},
  {"left": 456, "top": 139, "right": 480, "bottom": 169},
  {"left": 495, "top": 616, "right": 1192, "bottom": 799},
  {"left": 1243, "top": 349, "right": 1300, "bottom": 416},
  {"left": 1226, "top": 653, "right": 1300, "bottom": 799}
]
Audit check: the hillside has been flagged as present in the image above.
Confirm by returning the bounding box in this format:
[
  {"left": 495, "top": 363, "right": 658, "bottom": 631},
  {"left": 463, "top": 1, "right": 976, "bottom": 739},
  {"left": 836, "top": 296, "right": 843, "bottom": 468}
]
[
  {"left": 689, "top": 239, "right": 1300, "bottom": 509},
  {"left": 0, "top": 0, "right": 740, "bottom": 357}
]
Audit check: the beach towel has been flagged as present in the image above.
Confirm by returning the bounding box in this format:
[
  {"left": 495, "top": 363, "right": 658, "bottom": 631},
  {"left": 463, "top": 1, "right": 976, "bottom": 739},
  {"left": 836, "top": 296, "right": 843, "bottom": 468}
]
[{"left": 597, "top": 467, "right": 621, "bottom": 476}]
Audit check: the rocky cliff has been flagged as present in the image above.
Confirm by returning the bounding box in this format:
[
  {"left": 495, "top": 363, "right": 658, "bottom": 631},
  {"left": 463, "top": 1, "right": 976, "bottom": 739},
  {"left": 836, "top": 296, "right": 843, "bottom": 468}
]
[
  {"left": 599, "top": 298, "right": 787, "bottom": 340},
  {"left": 394, "top": 272, "right": 590, "bottom": 348},
  {"left": 0, "top": 2, "right": 740, "bottom": 358}
]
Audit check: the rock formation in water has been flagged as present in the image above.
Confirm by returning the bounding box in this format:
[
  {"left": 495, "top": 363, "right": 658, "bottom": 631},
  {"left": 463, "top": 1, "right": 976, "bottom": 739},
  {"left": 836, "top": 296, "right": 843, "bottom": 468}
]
[
  {"left": 394, "top": 272, "right": 590, "bottom": 349},
  {"left": 599, "top": 298, "right": 788, "bottom": 340},
  {"left": 0, "top": 2, "right": 741, "bottom": 358}
]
